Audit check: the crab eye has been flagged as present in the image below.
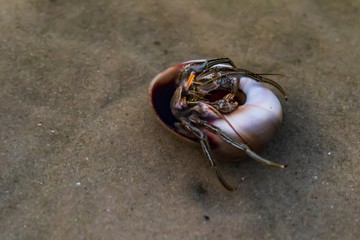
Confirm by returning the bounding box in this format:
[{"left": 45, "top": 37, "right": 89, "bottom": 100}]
[{"left": 178, "top": 97, "right": 188, "bottom": 109}]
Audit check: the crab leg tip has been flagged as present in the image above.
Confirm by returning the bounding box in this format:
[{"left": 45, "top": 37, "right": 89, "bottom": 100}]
[{"left": 215, "top": 168, "right": 236, "bottom": 192}]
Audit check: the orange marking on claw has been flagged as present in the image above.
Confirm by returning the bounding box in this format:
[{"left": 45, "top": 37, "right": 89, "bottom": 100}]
[{"left": 185, "top": 71, "right": 195, "bottom": 90}]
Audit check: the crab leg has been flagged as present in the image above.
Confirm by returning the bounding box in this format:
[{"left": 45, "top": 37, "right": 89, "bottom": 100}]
[
  {"left": 203, "top": 57, "right": 236, "bottom": 69},
  {"left": 192, "top": 119, "right": 287, "bottom": 168},
  {"left": 180, "top": 119, "right": 236, "bottom": 191},
  {"left": 186, "top": 58, "right": 237, "bottom": 74}
]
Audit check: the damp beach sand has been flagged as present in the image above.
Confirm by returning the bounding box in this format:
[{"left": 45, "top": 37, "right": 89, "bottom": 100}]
[{"left": 1, "top": 1, "right": 359, "bottom": 239}]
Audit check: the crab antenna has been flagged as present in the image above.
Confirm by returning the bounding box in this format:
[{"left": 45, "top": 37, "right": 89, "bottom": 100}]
[{"left": 185, "top": 71, "right": 196, "bottom": 90}]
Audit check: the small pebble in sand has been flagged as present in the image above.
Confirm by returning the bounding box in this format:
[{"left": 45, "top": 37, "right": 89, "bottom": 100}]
[
  {"left": 37, "top": 122, "right": 42, "bottom": 126},
  {"left": 328, "top": 152, "right": 331, "bottom": 155},
  {"left": 76, "top": 182, "right": 81, "bottom": 186}
]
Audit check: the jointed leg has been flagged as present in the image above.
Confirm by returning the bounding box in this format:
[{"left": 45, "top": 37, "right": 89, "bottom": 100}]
[
  {"left": 192, "top": 119, "right": 286, "bottom": 168},
  {"left": 187, "top": 58, "right": 236, "bottom": 74},
  {"left": 209, "top": 70, "right": 288, "bottom": 100},
  {"left": 204, "top": 58, "right": 236, "bottom": 69},
  {"left": 180, "top": 119, "right": 236, "bottom": 191}
]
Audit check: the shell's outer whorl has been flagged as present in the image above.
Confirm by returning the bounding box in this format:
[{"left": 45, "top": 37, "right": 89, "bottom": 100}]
[{"left": 209, "top": 77, "right": 283, "bottom": 159}]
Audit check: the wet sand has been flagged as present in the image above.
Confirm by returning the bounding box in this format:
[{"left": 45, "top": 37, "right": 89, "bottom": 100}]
[{"left": 1, "top": 0, "right": 359, "bottom": 239}]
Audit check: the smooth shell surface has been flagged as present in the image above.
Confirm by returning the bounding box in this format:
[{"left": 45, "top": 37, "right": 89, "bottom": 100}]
[
  {"left": 209, "top": 77, "right": 282, "bottom": 159},
  {"left": 149, "top": 61, "right": 283, "bottom": 160}
]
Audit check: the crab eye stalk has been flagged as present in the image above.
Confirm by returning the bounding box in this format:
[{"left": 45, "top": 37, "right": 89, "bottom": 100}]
[{"left": 184, "top": 71, "right": 196, "bottom": 90}]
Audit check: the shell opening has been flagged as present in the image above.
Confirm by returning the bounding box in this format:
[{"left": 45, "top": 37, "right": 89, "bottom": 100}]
[{"left": 150, "top": 78, "right": 178, "bottom": 129}]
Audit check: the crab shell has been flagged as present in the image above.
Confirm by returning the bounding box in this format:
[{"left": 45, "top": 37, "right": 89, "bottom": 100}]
[{"left": 149, "top": 60, "right": 283, "bottom": 161}]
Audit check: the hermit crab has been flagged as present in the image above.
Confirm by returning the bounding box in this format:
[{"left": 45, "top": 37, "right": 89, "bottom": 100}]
[{"left": 149, "top": 58, "right": 287, "bottom": 191}]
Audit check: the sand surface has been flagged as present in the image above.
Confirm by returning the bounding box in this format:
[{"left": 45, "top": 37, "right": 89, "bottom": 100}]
[{"left": 1, "top": 0, "right": 359, "bottom": 239}]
